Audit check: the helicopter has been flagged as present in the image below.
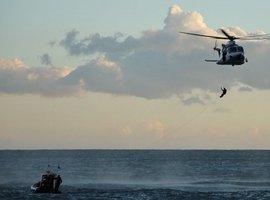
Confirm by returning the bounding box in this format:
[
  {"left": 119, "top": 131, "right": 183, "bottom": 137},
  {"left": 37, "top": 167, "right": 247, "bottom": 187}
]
[{"left": 179, "top": 29, "right": 270, "bottom": 66}]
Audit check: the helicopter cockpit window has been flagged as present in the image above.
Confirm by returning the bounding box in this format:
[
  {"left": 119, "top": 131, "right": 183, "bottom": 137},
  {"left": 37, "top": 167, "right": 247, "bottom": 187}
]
[
  {"left": 238, "top": 47, "right": 244, "bottom": 53},
  {"left": 228, "top": 47, "right": 237, "bottom": 53}
]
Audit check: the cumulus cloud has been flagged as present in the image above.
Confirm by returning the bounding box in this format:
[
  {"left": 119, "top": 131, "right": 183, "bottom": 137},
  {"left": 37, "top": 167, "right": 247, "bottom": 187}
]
[
  {"left": 58, "top": 5, "right": 270, "bottom": 99},
  {"left": 63, "top": 56, "right": 124, "bottom": 95},
  {"left": 0, "top": 58, "right": 83, "bottom": 97},
  {"left": 0, "top": 58, "right": 25, "bottom": 70},
  {"left": 1, "top": 5, "right": 270, "bottom": 98}
]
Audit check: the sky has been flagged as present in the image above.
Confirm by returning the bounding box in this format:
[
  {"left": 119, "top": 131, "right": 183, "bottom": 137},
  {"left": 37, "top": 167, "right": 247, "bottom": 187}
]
[{"left": 1, "top": 0, "right": 270, "bottom": 149}]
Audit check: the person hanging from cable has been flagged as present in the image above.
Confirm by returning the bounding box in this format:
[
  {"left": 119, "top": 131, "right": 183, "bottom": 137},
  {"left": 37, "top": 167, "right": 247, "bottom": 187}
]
[{"left": 220, "top": 86, "right": 227, "bottom": 98}]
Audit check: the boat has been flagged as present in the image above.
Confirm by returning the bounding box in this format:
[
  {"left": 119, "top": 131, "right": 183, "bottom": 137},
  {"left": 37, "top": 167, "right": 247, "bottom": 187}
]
[{"left": 31, "top": 170, "right": 62, "bottom": 193}]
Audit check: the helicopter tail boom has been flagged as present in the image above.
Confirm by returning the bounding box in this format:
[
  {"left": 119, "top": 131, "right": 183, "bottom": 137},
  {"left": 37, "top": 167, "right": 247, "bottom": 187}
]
[{"left": 205, "top": 59, "right": 219, "bottom": 62}]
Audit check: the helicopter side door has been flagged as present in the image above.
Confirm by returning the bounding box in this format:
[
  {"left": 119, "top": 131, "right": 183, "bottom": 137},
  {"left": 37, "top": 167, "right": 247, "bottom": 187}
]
[
  {"left": 225, "top": 46, "right": 238, "bottom": 64},
  {"left": 220, "top": 46, "right": 227, "bottom": 63}
]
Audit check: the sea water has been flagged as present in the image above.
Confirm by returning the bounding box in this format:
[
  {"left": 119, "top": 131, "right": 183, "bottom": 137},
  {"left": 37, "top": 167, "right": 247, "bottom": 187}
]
[{"left": 0, "top": 150, "right": 270, "bottom": 199}]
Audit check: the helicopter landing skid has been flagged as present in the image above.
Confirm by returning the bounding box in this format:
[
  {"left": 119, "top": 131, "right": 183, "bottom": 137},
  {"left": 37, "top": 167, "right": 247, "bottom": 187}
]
[{"left": 205, "top": 59, "right": 219, "bottom": 62}]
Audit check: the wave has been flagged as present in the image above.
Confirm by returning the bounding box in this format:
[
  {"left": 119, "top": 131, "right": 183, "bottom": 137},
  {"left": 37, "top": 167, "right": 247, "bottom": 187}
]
[{"left": 1, "top": 184, "right": 270, "bottom": 200}]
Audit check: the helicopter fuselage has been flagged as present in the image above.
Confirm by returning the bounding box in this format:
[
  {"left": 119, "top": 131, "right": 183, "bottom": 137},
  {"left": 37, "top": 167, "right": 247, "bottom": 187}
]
[
  {"left": 216, "top": 41, "right": 246, "bottom": 66},
  {"left": 180, "top": 29, "right": 268, "bottom": 66}
]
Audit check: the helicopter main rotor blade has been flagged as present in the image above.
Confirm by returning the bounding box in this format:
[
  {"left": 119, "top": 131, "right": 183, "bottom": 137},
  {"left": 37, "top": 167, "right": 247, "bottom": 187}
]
[
  {"left": 237, "top": 33, "right": 270, "bottom": 40},
  {"left": 179, "top": 31, "right": 228, "bottom": 40},
  {"left": 237, "top": 37, "right": 270, "bottom": 41},
  {"left": 220, "top": 29, "right": 270, "bottom": 41},
  {"left": 243, "top": 33, "right": 270, "bottom": 38},
  {"left": 179, "top": 30, "right": 270, "bottom": 41},
  {"left": 219, "top": 29, "right": 237, "bottom": 41},
  {"left": 220, "top": 29, "right": 232, "bottom": 38}
]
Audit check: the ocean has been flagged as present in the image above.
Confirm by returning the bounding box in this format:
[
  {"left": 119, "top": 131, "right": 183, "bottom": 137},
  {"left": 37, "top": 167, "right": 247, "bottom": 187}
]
[{"left": 0, "top": 150, "right": 270, "bottom": 199}]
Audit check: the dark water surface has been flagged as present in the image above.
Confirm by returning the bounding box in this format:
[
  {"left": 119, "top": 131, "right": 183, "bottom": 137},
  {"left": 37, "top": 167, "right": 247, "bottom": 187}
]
[{"left": 1, "top": 150, "right": 270, "bottom": 199}]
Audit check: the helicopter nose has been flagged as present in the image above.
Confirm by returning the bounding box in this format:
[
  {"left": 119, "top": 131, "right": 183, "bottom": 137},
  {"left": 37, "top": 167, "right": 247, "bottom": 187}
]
[{"left": 236, "top": 53, "right": 245, "bottom": 61}]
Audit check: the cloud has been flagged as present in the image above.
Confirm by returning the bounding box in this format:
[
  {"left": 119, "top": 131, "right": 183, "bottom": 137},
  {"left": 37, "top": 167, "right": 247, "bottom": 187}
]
[
  {"left": 177, "top": 90, "right": 213, "bottom": 105},
  {"left": 1, "top": 5, "right": 270, "bottom": 99},
  {"left": 238, "top": 86, "right": 253, "bottom": 92},
  {"left": 181, "top": 95, "right": 205, "bottom": 105},
  {"left": 249, "top": 126, "right": 263, "bottom": 143},
  {"left": 39, "top": 53, "right": 53, "bottom": 66},
  {"left": 63, "top": 56, "right": 123, "bottom": 95},
  {"left": 58, "top": 5, "right": 270, "bottom": 99},
  {"left": 0, "top": 58, "right": 84, "bottom": 97},
  {"left": 0, "top": 58, "right": 25, "bottom": 70},
  {"left": 146, "top": 120, "right": 168, "bottom": 138}
]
